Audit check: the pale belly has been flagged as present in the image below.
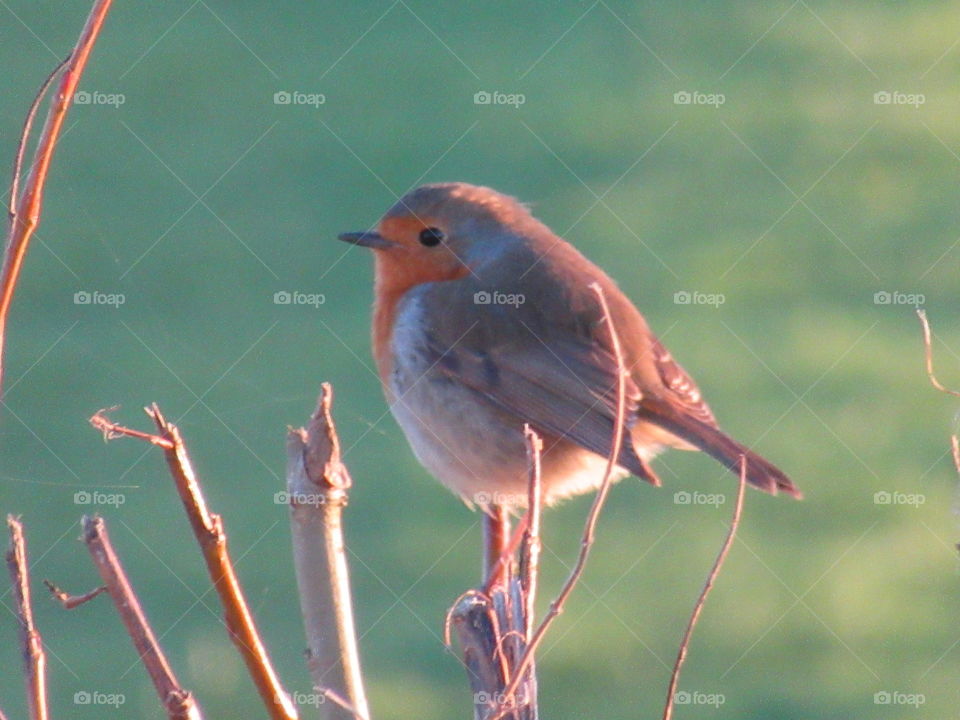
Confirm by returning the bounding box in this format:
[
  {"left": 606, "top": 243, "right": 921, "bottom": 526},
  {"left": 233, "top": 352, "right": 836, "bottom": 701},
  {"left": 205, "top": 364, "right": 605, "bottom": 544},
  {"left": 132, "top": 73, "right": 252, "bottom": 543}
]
[{"left": 386, "top": 296, "right": 627, "bottom": 507}]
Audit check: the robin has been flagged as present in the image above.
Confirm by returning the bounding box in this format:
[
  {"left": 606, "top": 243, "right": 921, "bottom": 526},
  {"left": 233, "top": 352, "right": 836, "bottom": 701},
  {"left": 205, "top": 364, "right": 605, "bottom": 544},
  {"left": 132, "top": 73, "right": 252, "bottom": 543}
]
[{"left": 337, "top": 182, "right": 800, "bottom": 509}]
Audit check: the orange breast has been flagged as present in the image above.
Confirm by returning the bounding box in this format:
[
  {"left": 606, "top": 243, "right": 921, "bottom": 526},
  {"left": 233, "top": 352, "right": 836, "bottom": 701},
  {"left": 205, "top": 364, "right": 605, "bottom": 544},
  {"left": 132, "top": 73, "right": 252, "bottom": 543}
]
[{"left": 370, "top": 252, "right": 469, "bottom": 395}]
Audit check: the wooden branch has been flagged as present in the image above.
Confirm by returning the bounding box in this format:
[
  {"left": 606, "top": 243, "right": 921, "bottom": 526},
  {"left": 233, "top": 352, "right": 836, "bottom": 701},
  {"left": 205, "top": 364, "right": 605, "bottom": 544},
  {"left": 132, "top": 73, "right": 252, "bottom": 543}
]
[
  {"left": 661, "top": 457, "right": 747, "bottom": 720},
  {"left": 6, "top": 516, "right": 48, "bottom": 720},
  {"left": 450, "top": 582, "right": 537, "bottom": 720},
  {"left": 496, "top": 282, "right": 627, "bottom": 713},
  {"left": 81, "top": 515, "right": 202, "bottom": 720},
  {"left": 0, "top": 0, "right": 114, "bottom": 394},
  {"left": 285, "top": 383, "right": 370, "bottom": 720},
  {"left": 88, "top": 406, "right": 298, "bottom": 720}
]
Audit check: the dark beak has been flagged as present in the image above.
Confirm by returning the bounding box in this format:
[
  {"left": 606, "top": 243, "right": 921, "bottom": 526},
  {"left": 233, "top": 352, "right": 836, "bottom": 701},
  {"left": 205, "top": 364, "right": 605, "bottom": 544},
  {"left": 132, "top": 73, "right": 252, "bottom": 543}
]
[{"left": 337, "top": 231, "right": 395, "bottom": 249}]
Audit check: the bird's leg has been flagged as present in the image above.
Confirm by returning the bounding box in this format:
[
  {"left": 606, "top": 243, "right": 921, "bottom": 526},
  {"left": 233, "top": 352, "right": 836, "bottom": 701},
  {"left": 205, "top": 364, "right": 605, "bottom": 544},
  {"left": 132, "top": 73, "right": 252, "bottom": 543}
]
[
  {"left": 482, "top": 503, "right": 512, "bottom": 590},
  {"left": 482, "top": 509, "right": 532, "bottom": 594}
]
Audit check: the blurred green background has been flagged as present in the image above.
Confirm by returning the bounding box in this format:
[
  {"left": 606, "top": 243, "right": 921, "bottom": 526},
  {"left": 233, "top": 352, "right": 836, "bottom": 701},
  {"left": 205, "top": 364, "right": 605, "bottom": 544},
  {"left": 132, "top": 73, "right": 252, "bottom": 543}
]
[{"left": 1, "top": 1, "right": 958, "bottom": 718}]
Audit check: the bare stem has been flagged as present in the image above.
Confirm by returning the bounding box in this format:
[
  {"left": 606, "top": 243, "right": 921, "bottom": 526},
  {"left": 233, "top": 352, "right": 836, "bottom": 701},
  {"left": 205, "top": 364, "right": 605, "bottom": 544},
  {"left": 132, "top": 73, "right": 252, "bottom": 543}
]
[
  {"left": 661, "top": 457, "right": 747, "bottom": 720},
  {"left": 916, "top": 309, "right": 960, "bottom": 398},
  {"left": 6, "top": 516, "right": 47, "bottom": 720},
  {"left": 497, "top": 282, "right": 627, "bottom": 714},
  {"left": 916, "top": 309, "right": 960, "bottom": 479},
  {"left": 0, "top": 0, "right": 114, "bottom": 394},
  {"left": 519, "top": 426, "right": 543, "bottom": 640},
  {"left": 81, "top": 515, "right": 203, "bottom": 720},
  {"left": 285, "top": 383, "right": 370, "bottom": 720},
  {"left": 9, "top": 55, "right": 71, "bottom": 220},
  {"left": 88, "top": 406, "right": 298, "bottom": 720}
]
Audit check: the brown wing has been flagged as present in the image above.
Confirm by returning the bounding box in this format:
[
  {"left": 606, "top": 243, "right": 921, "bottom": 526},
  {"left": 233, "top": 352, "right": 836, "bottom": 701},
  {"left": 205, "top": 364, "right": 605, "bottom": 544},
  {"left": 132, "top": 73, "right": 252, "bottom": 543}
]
[
  {"left": 426, "top": 332, "right": 656, "bottom": 482},
  {"left": 650, "top": 336, "right": 717, "bottom": 427}
]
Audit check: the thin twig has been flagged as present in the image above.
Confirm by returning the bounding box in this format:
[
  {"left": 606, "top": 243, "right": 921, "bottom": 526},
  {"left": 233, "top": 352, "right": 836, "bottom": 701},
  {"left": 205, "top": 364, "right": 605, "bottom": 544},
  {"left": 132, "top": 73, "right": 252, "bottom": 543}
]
[
  {"left": 496, "top": 282, "right": 628, "bottom": 714},
  {"left": 82, "top": 515, "right": 202, "bottom": 720},
  {"left": 43, "top": 579, "right": 107, "bottom": 609},
  {"left": 952, "top": 436, "right": 960, "bottom": 479},
  {"left": 916, "top": 309, "right": 960, "bottom": 398},
  {"left": 0, "top": 0, "right": 114, "bottom": 394},
  {"left": 519, "top": 426, "right": 543, "bottom": 640},
  {"left": 90, "top": 407, "right": 174, "bottom": 448},
  {"left": 443, "top": 588, "right": 484, "bottom": 647},
  {"left": 89, "top": 406, "right": 298, "bottom": 720},
  {"left": 317, "top": 687, "right": 367, "bottom": 720},
  {"left": 661, "top": 456, "right": 747, "bottom": 720},
  {"left": 286, "top": 384, "right": 370, "bottom": 720},
  {"left": 916, "top": 311, "right": 960, "bottom": 527},
  {"left": 9, "top": 54, "right": 71, "bottom": 220},
  {"left": 6, "top": 515, "right": 48, "bottom": 720}
]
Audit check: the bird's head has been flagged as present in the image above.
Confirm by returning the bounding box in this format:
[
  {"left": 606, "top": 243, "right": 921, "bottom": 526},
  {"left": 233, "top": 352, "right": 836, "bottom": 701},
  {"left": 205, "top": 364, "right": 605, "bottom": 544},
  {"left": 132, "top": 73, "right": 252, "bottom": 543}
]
[{"left": 337, "top": 182, "right": 541, "bottom": 289}]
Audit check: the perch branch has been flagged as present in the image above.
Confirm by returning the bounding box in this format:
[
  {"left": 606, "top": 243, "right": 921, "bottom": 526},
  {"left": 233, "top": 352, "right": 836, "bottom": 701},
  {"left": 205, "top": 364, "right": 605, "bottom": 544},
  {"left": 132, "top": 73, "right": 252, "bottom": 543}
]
[
  {"left": 496, "top": 282, "right": 627, "bottom": 715},
  {"left": 88, "top": 406, "right": 298, "bottom": 720},
  {"left": 661, "top": 456, "right": 747, "bottom": 720},
  {"left": 285, "top": 383, "right": 370, "bottom": 720},
  {"left": 6, "top": 516, "right": 48, "bottom": 720},
  {"left": 80, "top": 515, "right": 202, "bottom": 720},
  {"left": 0, "top": 0, "right": 114, "bottom": 394}
]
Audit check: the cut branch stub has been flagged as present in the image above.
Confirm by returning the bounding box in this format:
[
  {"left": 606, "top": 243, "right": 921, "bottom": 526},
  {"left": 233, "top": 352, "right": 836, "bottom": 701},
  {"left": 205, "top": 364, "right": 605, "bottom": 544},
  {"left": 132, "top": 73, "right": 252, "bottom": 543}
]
[
  {"left": 450, "top": 584, "right": 537, "bottom": 720},
  {"left": 285, "top": 383, "right": 369, "bottom": 720},
  {"left": 303, "top": 382, "right": 352, "bottom": 493}
]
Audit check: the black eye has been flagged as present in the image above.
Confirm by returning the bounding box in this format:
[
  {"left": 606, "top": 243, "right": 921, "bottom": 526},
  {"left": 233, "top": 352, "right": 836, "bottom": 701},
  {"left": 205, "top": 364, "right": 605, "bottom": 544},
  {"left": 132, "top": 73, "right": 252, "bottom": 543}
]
[{"left": 419, "top": 227, "right": 444, "bottom": 247}]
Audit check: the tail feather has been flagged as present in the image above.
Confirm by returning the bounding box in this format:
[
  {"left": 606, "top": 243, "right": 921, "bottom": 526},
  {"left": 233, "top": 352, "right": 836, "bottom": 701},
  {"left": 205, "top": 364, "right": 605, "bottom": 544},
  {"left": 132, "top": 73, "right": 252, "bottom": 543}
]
[{"left": 636, "top": 399, "right": 801, "bottom": 498}]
